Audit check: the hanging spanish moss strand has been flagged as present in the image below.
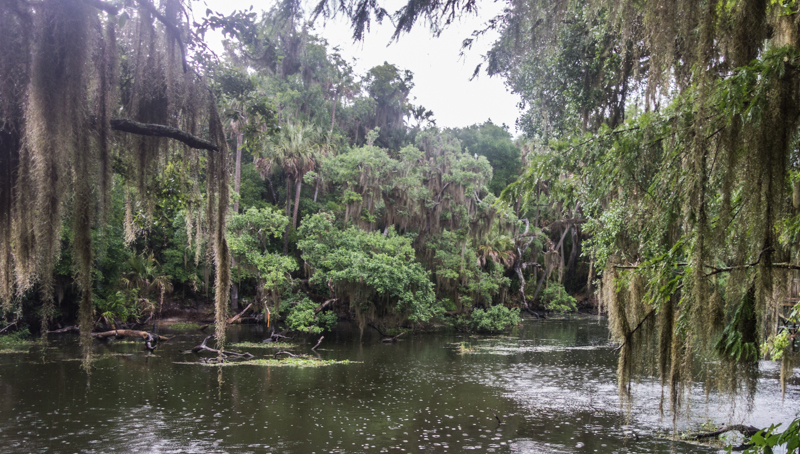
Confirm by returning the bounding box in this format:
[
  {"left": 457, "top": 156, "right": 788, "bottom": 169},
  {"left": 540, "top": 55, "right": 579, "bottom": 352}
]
[
  {"left": 0, "top": 4, "right": 30, "bottom": 315},
  {"left": 207, "top": 98, "right": 231, "bottom": 354},
  {"left": 95, "top": 18, "right": 118, "bottom": 225},
  {"left": 24, "top": 0, "right": 91, "bottom": 330}
]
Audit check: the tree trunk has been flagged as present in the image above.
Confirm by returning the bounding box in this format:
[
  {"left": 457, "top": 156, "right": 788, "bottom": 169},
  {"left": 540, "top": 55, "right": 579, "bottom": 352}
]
[
  {"left": 566, "top": 226, "right": 579, "bottom": 288},
  {"left": 532, "top": 223, "right": 572, "bottom": 304},
  {"left": 292, "top": 177, "right": 302, "bottom": 229},
  {"left": 330, "top": 93, "right": 339, "bottom": 134},
  {"left": 230, "top": 278, "right": 239, "bottom": 312},
  {"left": 283, "top": 177, "right": 292, "bottom": 255},
  {"left": 232, "top": 131, "right": 243, "bottom": 214},
  {"left": 515, "top": 262, "right": 528, "bottom": 309},
  {"left": 266, "top": 177, "right": 278, "bottom": 204},
  {"left": 313, "top": 178, "right": 320, "bottom": 202}
]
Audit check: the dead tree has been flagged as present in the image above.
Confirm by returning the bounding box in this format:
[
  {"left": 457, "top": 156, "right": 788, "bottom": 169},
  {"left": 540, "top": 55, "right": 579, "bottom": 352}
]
[{"left": 185, "top": 334, "right": 253, "bottom": 358}]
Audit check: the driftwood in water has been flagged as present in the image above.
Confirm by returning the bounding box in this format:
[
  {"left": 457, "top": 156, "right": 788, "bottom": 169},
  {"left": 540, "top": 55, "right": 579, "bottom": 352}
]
[
  {"left": 47, "top": 327, "right": 165, "bottom": 350},
  {"left": 90, "top": 329, "right": 170, "bottom": 341},
  {"left": 382, "top": 332, "right": 405, "bottom": 343},
  {"left": 198, "top": 303, "right": 258, "bottom": 331},
  {"left": 311, "top": 336, "right": 324, "bottom": 351},
  {"left": 46, "top": 326, "right": 80, "bottom": 334},
  {"left": 689, "top": 424, "right": 761, "bottom": 440},
  {"left": 91, "top": 329, "right": 169, "bottom": 351},
  {"left": 274, "top": 350, "right": 300, "bottom": 358},
  {"left": 262, "top": 328, "right": 293, "bottom": 343},
  {"left": 186, "top": 334, "right": 253, "bottom": 358},
  {"left": 368, "top": 323, "right": 405, "bottom": 342}
]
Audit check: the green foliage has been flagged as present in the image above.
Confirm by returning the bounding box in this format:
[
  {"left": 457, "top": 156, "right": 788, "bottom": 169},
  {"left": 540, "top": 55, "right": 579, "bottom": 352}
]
[
  {"left": 461, "top": 305, "right": 521, "bottom": 333},
  {"left": 762, "top": 302, "right": 800, "bottom": 361},
  {"left": 449, "top": 121, "right": 520, "bottom": 196},
  {"left": 426, "top": 230, "right": 508, "bottom": 311},
  {"left": 730, "top": 418, "right": 800, "bottom": 454},
  {"left": 0, "top": 327, "right": 32, "bottom": 349},
  {"left": 297, "top": 212, "right": 440, "bottom": 323},
  {"left": 95, "top": 290, "right": 142, "bottom": 323},
  {"left": 228, "top": 207, "right": 297, "bottom": 297},
  {"left": 538, "top": 282, "right": 577, "bottom": 314},
  {"left": 168, "top": 322, "right": 201, "bottom": 331},
  {"left": 285, "top": 295, "right": 338, "bottom": 334}
]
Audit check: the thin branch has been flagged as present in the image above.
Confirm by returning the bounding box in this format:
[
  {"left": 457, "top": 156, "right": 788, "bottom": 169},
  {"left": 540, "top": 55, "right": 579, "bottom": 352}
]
[
  {"left": 135, "top": 0, "right": 188, "bottom": 73},
  {"left": 0, "top": 322, "right": 18, "bottom": 335},
  {"left": 311, "top": 336, "right": 324, "bottom": 351},
  {"left": 315, "top": 298, "right": 337, "bottom": 314},
  {"left": 110, "top": 118, "right": 219, "bottom": 151},
  {"left": 613, "top": 309, "right": 656, "bottom": 353},
  {"left": 703, "top": 247, "right": 773, "bottom": 276}
]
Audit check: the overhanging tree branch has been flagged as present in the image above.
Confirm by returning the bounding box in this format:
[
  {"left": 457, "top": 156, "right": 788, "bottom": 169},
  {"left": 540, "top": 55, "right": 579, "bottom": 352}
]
[{"left": 110, "top": 118, "right": 219, "bottom": 151}]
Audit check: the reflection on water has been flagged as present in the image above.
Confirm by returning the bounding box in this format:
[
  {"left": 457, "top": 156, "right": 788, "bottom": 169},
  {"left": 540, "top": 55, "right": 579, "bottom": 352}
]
[{"left": 0, "top": 317, "right": 797, "bottom": 453}]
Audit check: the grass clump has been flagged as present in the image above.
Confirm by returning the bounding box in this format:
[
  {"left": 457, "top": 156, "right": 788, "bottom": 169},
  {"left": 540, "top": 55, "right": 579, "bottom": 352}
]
[
  {"left": 230, "top": 341, "right": 296, "bottom": 349},
  {"left": 168, "top": 322, "right": 201, "bottom": 331},
  {"left": 0, "top": 327, "right": 35, "bottom": 351},
  {"left": 187, "top": 358, "right": 353, "bottom": 368}
]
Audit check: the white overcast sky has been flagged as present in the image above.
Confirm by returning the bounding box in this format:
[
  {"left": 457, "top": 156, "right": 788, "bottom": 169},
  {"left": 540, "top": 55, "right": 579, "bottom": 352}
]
[{"left": 195, "top": 0, "right": 521, "bottom": 133}]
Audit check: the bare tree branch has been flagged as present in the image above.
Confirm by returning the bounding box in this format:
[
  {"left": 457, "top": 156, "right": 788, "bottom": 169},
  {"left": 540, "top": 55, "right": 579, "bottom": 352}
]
[{"left": 110, "top": 118, "right": 219, "bottom": 151}]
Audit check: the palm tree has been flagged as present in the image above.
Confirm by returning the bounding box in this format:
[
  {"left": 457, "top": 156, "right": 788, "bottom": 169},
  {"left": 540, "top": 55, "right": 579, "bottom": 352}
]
[
  {"left": 119, "top": 252, "right": 173, "bottom": 322},
  {"left": 476, "top": 234, "right": 517, "bottom": 270},
  {"left": 255, "top": 122, "right": 323, "bottom": 254}
]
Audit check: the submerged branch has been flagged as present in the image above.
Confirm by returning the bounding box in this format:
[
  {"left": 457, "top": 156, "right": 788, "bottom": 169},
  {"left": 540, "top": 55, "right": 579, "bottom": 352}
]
[
  {"left": 689, "top": 424, "right": 760, "bottom": 440},
  {"left": 187, "top": 334, "right": 253, "bottom": 358},
  {"left": 311, "top": 336, "right": 324, "bottom": 351}
]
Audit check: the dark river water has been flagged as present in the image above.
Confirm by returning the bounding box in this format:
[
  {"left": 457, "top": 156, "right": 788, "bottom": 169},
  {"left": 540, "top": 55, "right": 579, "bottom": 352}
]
[{"left": 1, "top": 317, "right": 798, "bottom": 453}]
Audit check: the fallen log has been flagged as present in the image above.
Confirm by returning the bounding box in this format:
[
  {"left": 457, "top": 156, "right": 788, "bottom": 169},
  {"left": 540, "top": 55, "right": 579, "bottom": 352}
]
[
  {"left": 90, "top": 329, "right": 170, "bottom": 341},
  {"left": 274, "top": 350, "right": 300, "bottom": 358},
  {"left": 690, "top": 424, "right": 761, "bottom": 440},
  {"left": 47, "top": 326, "right": 80, "bottom": 334},
  {"left": 382, "top": 332, "right": 405, "bottom": 343},
  {"left": 368, "top": 323, "right": 405, "bottom": 342}
]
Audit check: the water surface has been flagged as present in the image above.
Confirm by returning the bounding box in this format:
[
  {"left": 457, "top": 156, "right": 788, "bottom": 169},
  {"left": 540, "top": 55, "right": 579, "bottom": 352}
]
[{"left": 0, "top": 317, "right": 797, "bottom": 453}]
